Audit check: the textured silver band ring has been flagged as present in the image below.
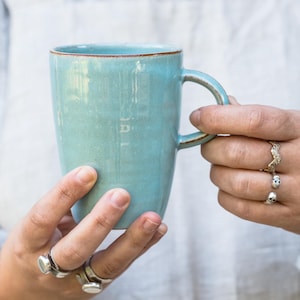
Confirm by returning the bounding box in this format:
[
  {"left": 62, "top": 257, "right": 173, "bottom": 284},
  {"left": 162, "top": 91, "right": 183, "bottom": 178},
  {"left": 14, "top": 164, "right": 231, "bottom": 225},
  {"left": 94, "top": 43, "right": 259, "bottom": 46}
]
[
  {"left": 76, "top": 256, "right": 113, "bottom": 294},
  {"left": 37, "top": 248, "right": 72, "bottom": 278}
]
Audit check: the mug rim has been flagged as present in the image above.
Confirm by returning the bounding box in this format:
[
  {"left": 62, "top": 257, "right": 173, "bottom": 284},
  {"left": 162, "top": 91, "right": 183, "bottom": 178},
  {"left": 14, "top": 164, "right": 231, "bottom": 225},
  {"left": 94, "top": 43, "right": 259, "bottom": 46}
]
[{"left": 50, "top": 43, "right": 182, "bottom": 57}]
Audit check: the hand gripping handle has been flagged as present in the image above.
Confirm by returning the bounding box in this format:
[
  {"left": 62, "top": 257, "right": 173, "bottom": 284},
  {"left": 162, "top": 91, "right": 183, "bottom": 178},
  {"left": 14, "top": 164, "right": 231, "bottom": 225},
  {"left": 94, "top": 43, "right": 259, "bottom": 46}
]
[{"left": 178, "top": 69, "right": 229, "bottom": 150}]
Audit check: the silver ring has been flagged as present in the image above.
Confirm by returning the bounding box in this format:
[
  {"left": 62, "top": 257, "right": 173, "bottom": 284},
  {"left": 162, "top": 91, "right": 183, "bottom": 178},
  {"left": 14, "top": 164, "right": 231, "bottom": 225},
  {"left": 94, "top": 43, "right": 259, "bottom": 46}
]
[
  {"left": 76, "top": 256, "right": 112, "bottom": 294},
  {"left": 37, "top": 248, "right": 72, "bottom": 278},
  {"left": 272, "top": 174, "right": 281, "bottom": 189},
  {"left": 265, "top": 191, "right": 277, "bottom": 204},
  {"left": 263, "top": 141, "right": 281, "bottom": 174}
]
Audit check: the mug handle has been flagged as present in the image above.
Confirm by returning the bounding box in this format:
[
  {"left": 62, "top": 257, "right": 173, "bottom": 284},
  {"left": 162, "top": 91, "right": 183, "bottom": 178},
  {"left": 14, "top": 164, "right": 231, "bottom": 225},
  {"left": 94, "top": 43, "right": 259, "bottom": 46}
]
[{"left": 178, "top": 69, "right": 230, "bottom": 150}]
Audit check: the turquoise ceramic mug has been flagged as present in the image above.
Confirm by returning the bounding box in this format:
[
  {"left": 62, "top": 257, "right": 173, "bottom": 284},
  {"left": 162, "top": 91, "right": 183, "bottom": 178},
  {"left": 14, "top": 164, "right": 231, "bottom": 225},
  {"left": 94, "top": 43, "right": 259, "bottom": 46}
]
[{"left": 50, "top": 44, "right": 229, "bottom": 229}]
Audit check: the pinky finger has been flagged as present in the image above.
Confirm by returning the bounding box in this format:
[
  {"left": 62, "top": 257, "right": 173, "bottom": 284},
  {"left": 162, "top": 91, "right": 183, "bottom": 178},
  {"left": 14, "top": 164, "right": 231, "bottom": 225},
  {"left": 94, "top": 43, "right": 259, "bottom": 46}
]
[
  {"left": 217, "top": 190, "right": 290, "bottom": 229},
  {"left": 138, "top": 223, "right": 168, "bottom": 257},
  {"left": 88, "top": 212, "right": 168, "bottom": 280}
]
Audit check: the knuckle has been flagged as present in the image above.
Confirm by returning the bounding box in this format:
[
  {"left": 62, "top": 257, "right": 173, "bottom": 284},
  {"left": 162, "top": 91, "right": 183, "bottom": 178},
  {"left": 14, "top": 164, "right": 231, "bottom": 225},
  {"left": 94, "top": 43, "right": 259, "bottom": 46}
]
[
  {"left": 126, "top": 230, "right": 146, "bottom": 249},
  {"left": 232, "top": 173, "right": 251, "bottom": 196},
  {"left": 59, "top": 245, "right": 84, "bottom": 266},
  {"left": 28, "top": 210, "right": 50, "bottom": 230},
  {"left": 276, "top": 110, "right": 292, "bottom": 131},
  {"left": 246, "top": 109, "right": 265, "bottom": 134},
  {"left": 92, "top": 212, "right": 115, "bottom": 230},
  {"left": 100, "top": 260, "right": 122, "bottom": 278},
  {"left": 224, "top": 141, "right": 247, "bottom": 166},
  {"left": 56, "top": 183, "right": 75, "bottom": 203}
]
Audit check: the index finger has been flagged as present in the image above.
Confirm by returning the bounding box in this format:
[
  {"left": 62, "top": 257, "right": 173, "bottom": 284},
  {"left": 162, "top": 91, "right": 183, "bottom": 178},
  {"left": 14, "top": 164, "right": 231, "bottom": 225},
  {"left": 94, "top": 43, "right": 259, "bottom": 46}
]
[
  {"left": 21, "top": 166, "right": 97, "bottom": 250},
  {"left": 190, "top": 104, "right": 300, "bottom": 141}
]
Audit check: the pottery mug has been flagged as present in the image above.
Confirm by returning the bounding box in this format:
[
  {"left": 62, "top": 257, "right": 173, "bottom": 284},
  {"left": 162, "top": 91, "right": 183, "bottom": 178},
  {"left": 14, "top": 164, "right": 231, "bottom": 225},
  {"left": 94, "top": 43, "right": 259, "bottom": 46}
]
[{"left": 50, "top": 44, "right": 229, "bottom": 229}]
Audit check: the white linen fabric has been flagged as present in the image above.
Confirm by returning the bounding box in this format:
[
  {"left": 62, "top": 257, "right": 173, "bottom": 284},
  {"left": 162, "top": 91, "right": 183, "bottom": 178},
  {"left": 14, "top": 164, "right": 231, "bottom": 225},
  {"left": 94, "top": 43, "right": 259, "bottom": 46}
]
[
  {"left": 0, "top": 228, "right": 7, "bottom": 248},
  {"left": 1, "top": 1, "right": 300, "bottom": 299}
]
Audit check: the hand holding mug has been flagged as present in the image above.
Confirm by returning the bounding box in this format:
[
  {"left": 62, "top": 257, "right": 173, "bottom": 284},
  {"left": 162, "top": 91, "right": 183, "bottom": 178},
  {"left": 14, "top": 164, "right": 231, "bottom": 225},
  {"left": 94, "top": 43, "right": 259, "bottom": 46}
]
[
  {"left": 0, "top": 166, "right": 167, "bottom": 300},
  {"left": 191, "top": 97, "right": 300, "bottom": 234}
]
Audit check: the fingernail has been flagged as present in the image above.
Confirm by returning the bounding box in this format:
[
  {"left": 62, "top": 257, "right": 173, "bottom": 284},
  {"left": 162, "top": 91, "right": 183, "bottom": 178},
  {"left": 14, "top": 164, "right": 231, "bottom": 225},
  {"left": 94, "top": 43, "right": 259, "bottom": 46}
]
[
  {"left": 190, "top": 109, "right": 201, "bottom": 126},
  {"left": 110, "top": 189, "right": 129, "bottom": 208},
  {"left": 76, "top": 166, "right": 97, "bottom": 185},
  {"left": 157, "top": 223, "right": 168, "bottom": 236},
  {"left": 143, "top": 219, "right": 160, "bottom": 233}
]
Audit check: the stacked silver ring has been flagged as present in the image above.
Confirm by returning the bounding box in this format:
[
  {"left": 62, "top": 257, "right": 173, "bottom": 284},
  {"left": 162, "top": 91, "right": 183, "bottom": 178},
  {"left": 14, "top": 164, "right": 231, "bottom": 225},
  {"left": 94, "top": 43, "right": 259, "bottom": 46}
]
[
  {"left": 37, "top": 248, "right": 72, "bottom": 278},
  {"left": 263, "top": 141, "right": 281, "bottom": 204},
  {"left": 76, "top": 256, "right": 112, "bottom": 294},
  {"left": 37, "top": 250, "right": 113, "bottom": 295}
]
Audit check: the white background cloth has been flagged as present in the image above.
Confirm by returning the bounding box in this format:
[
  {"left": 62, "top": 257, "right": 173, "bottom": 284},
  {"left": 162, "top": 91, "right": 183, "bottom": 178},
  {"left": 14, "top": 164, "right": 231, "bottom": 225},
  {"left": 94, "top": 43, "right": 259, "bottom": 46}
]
[{"left": 1, "top": 1, "right": 300, "bottom": 299}]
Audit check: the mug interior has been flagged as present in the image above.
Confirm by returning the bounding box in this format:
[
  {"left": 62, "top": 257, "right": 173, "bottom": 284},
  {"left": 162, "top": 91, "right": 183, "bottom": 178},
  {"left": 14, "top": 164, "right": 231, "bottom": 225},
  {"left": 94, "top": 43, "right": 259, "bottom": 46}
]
[{"left": 50, "top": 44, "right": 181, "bottom": 57}]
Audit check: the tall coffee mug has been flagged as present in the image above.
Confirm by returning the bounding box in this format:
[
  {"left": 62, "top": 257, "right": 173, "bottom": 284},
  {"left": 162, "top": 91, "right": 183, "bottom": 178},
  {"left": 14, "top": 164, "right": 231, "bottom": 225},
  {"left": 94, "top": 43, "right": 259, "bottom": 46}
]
[{"left": 50, "top": 44, "right": 229, "bottom": 229}]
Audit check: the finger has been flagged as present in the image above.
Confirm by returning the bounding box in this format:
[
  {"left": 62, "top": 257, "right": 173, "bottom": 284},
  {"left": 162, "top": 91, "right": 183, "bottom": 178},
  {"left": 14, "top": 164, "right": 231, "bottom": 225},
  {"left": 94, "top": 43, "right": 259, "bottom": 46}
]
[
  {"left": 190, "top": 104, "right": 300, "bottom": 141},
  {"left": 210, "top": 165, "right": 291, "bottom": 202},
  {"left": 21, "top": 166, "right": 97, "bottom": 249},
  {"left": 202, "top": 136, "right": 292, "bottom": 173},
  {"left": 52, "top": 188, "right": 130, "bottom": 270},
  {"left": 140, "top": 222, "right": 168, "bottom": 255},
  {"left": 90, "top": 212, "right": 167, "bottom": 279},
  {"left": 228, "top": 95, "right": 240, "bottom": 105},
  {"left": 217, "top": 190, "right": 292, "bottom": 230}
]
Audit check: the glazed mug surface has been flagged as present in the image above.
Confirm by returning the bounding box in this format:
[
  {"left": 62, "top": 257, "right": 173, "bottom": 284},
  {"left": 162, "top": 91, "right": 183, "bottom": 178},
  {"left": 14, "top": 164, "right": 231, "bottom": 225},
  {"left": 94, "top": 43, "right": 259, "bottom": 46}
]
[{"left": 50, "top": 44, "right": 229, "bottom": 229}]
